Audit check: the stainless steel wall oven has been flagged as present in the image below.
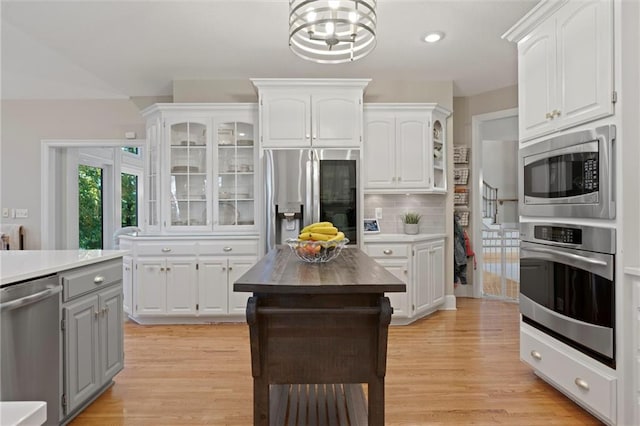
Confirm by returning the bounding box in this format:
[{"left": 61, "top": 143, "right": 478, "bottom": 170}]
[
  {"left": 519, "top": 125, "right": 615, "bottom": 219},
  {"left": 519, "top": 222, "right": 615, "bottom": 368}
]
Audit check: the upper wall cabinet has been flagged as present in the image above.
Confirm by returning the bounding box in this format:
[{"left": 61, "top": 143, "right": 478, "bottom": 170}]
[
  {"left": 363, "top": 104, "right": 451, "bottom": 193},
  {"left": 141, "top": 104, "right": 258, "bottom": 234},
  {"left": 504, "top": 0, "right": 614, "bottom": 142},
  {"left": 251, "top": 79, "right": 370, "bottom": 149}
]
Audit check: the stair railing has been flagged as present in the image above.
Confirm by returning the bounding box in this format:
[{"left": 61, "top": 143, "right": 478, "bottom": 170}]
[{"left": 482, "top": 181, "right": 498, "bottom": 224}]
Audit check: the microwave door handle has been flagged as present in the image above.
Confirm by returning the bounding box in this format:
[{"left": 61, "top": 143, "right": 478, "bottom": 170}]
[{"left": 523, "top": 246, "right": 607, "bottom": 267}]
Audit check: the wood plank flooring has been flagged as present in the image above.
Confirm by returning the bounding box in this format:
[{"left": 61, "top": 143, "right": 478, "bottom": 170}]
[{"left": 71, "top": 298, "right": 603, "bottom": 425}]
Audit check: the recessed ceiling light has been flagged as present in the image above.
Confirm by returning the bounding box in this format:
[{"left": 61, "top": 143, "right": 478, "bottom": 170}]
[{"left": 424, "top": 32, "right": 444, "bottom": 43}]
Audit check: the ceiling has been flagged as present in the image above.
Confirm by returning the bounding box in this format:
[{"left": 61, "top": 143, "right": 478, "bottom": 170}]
[{"left": 1, "top": 0, "right": 538, "bottom": 100}]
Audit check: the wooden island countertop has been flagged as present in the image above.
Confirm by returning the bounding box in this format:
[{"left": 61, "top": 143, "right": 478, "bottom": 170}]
[
  {"left": 234, "top": 246, "right": 406, "bottom": 426},
  {"left": 234, "top": 246, "right": 406, "bottom": 295}
]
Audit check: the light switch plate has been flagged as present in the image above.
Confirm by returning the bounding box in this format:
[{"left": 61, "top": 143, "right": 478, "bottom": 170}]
[
  {"left": 375, "top": 208, "right": 382, "bottom": 219},
  {"left": 15, "top": 208, "right": 28, "bottom": 218},
  {"left": 2, "top": 208, "right": 8, "bottom": 218}
]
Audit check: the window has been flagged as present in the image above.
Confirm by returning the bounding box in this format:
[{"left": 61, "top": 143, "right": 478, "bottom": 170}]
[
  {"left": 78, "top": 164, "right": 104, "bottom": 249},
  {"left": 121, "top": 172, "right": 138, "bottom": 227},
  {"left": 122, "top": 146, "right": 139, "bottom": 155}
]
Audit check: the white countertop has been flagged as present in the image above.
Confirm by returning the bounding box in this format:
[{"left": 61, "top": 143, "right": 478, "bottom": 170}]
[
  {"left": 0, "top": 250, "right": 127, "bottom": 286},
  {"left": 363, "top": 233, "right": 447, "bottom": 243},
  {"left": 0, "top": 401, "right": 46, "bottom": 426}
]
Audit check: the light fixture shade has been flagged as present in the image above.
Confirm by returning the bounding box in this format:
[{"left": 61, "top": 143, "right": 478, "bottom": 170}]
[{"left": 289, "top": 0, "right": 377, "bottom": 64}]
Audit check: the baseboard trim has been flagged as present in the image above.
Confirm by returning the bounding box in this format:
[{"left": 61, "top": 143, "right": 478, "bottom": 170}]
[{"left": 442, "top": 295, "right": 457, "bottom": 310}]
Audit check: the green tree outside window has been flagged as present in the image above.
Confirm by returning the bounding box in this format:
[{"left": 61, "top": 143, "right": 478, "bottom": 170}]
[{"left": 78, "top": 165, "right": 103, "bottom": 249}]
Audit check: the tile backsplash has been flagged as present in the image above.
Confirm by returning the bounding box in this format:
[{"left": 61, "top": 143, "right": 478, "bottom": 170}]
[{"left": 364, "top": 194, "right": 446, "bottom": 234}]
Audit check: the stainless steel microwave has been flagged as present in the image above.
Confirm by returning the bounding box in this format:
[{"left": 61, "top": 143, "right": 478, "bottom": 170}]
[{"left": 519, "top": 125, "right": 615, "bottom": 219}]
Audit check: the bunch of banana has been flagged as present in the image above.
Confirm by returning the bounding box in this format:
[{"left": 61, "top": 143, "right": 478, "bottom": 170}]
[{"left": 298, "top": 221, "right": 345, "bottom": 242}]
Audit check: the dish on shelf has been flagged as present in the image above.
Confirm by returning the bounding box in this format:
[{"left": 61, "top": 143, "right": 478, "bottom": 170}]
[
  {"left": 219, "top": 202, "right": 238, "bottom": 225},
  {"left": 172, "top": 166, "right": 199, "bottom": 173}
]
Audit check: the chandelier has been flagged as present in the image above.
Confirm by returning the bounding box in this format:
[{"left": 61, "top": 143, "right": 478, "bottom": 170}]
[{"left": 289, "top": 0, "right": 377, "bottom": 64}]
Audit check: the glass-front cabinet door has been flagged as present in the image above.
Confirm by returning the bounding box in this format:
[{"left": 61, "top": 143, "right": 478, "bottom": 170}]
[
  {"left": 432, "top": 118, "right": 446, "bottom": 191},
  {"left": 215, "top": 120, "right": 256, "bottom": 229},
  {"left": 145, "top": 118, "right": 162, "bottom": 233},
  {"left": 166, "top": 119, "right": 211, "bottom": 231}
]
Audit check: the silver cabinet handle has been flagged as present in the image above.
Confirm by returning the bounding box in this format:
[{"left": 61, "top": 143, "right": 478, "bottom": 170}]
[
  {"left": 93, "top": 275, "right": 104, "bottom": 284},
  {"left": 161, "top": 248, "right": 172, "bottom": 253},
  {"left": 553, "top": 109, "right": 561, "bottom": 118},
  {"left": 530, "top": 350, "right": 542, "bottom": 361},
  {"left": 383, "top": 249, "right": 393, "bottom": 255},
  {"left": 574, "top": 378, "right": 589, "bottom": 391},
  {"left": 223, "top": 247, "right": 232, "bottom": 252},
  {"left": 94, "top": 311, "right": 100, "bottom": 319},
  {"left": 545, "top": 112, "right": 553, "bottom": 119}
]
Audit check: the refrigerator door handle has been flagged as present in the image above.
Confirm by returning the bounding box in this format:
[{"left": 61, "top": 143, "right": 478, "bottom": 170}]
[
  {"left": 265, "top": 150, "right": 276, "bottom": 251},
  {"left": 305, "top": 157, "right": 313, "bottom": 227},
  {"left": 312, "top": 151, "right": 320, "bottom": 224}
]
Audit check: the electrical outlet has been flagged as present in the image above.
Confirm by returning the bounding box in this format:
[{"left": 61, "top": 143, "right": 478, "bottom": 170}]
[
  {"left": 2, "top": 208, "right": 8, "bottom": 218},
  {"left": 15, "top": 208, "right": 28, "bottom": 218},
  {"left": 375, "top": 208, "right": 383, "bottom": 219}
]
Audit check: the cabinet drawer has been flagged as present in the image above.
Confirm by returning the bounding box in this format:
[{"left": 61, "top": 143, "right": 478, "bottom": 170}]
[
  {"left": 136, "top": 241, "right": 197, "bottom": 256},
  {"left": 365, "top": 244, "right": 408, "bottom": 258},
  {"left": 520, "top": 325, "right": 616, "bottom": 423},
  {"left": 199, "top": 240, "right": 258, "bottom": 256},
  {"left": 61, "top": 259, "right": 122, "bottom": 302}
]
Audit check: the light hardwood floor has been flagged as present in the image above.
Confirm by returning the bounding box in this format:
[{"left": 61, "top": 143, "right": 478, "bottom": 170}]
[{"left": 71, "top": 298, "right": 602, "bottom": 425}]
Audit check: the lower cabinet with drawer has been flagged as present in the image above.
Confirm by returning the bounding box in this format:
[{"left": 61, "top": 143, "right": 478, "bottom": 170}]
[
  {"left": 520, "top": 323, "right": 617, "bottom": 425},
  {"left": 364, "top": 236, "right": 445, "bottom": 324},
  {"left": 59, "top": 258, "right": 124, "bottom": 420},
  {"left": 120, "top": 236, "right": 259, "bottom": 323}
]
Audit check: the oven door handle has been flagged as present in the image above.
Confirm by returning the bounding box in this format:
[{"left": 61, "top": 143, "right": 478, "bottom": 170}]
[{"left": 523, "top": 246, "right": 607, "bottom": 266}]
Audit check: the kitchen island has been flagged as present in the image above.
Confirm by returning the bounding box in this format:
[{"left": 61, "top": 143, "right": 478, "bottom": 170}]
[{"left": 234, "top": 246, "right": 405, "bottom": 426}]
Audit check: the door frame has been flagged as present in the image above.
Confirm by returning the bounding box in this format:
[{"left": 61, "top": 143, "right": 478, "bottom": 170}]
[
  {"left": 469, "top": 108, "right": 519, "bottom": 298},
  {"left": 41, "top": 139, "right": 145, "bottom": 249}
]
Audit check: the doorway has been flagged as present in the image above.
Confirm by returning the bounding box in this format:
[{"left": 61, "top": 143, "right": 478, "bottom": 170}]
[
  {"left": 468, "top": 109, "right": 520, "bottom": 300},
  {"left": 41, "top": 139, "right": 145, "bottom": 250}
]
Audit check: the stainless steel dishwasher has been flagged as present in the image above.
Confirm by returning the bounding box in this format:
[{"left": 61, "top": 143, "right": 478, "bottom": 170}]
[{"left": 1, "top": 274, "right": 62, "bottom": 425}]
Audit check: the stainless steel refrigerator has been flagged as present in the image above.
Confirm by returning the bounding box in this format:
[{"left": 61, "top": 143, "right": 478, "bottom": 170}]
[{"left": 264, "top": 148, "right": 359, "bottom": 251}]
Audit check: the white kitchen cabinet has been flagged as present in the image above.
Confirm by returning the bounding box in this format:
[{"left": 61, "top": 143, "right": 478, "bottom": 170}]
[
  {"left": 121, "top": 236, "right": 259, "bottom": 323},
  {"left": 364, "top": 104, "right": 451, "bottom": 193},
  {"left": 60, "top": 259, "right": 123, "bottom": 417},
  {"left": 122, "top": 256, "right": 132, "bottom": 315},
  {"left": 520, "top": 323, "right": 617, "bottom": 424},
  {"left": 251, "top": 79, "right": 370, "bottom": 149},
  {"left": 504, "top": 0, "right": 614, "bottom": 142},
  {"left": 198, "top": 256, "right": 257, "bottom": 315},
  {"left": 141, "top": 104, "right": 258, "bottom": 234},
  {"left": 413, "top": 240, "right": 445, "bottom": 316},
  {"left": 364, "top": 236, "right": 445, "bottom": 324},
  {"left": 136, "top": 256, "right": 197, "bottom": 316}
]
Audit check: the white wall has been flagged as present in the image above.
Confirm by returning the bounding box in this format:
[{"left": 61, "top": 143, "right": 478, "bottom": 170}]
[{"left": 0, "top": 99, "right": 146, "bottom": 248}]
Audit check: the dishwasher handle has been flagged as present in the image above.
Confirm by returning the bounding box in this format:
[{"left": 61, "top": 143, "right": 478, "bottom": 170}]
[{"left": 0, "top": 285, "right": 62, "bottom": 312}]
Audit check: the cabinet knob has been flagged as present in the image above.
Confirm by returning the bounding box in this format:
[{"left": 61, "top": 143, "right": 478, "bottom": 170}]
[
  {"left": 545, "top": 112, "right": 553, "bottom": 119},
  {"left": 223, "top": 247, "right": 232, "bottom": 252},
  {"left": 530, "top": 350, "right": 542, "bottom": 361},
  {"left": 553, "top": 109, "right": 561, "bottom": 118},
  {"left": 383, "top": 249, "right": 393, "bottom": 255},
  {"left": 574, "top": 378, "right": 589, "bottom": 391},
  {"left": 160, "top": 267, "right": 165, "bottom": 272},
  {"left": 93, "top": 275, "right": 104, "bottom": 284},
  {"left": 94, "top": 311, "right": 100, "bottom": 319},
  {"left": 222, "top": 266, "right": 226, "bottom": 271},
  {"left": 162, "top": 248, "right": 172, "bottom": 253},
  {"left": 229, "top": 266, "right": 233, "bottom": 271},
  {"left": 165, "top": 267, "right": 171, "bottom": 272}
]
